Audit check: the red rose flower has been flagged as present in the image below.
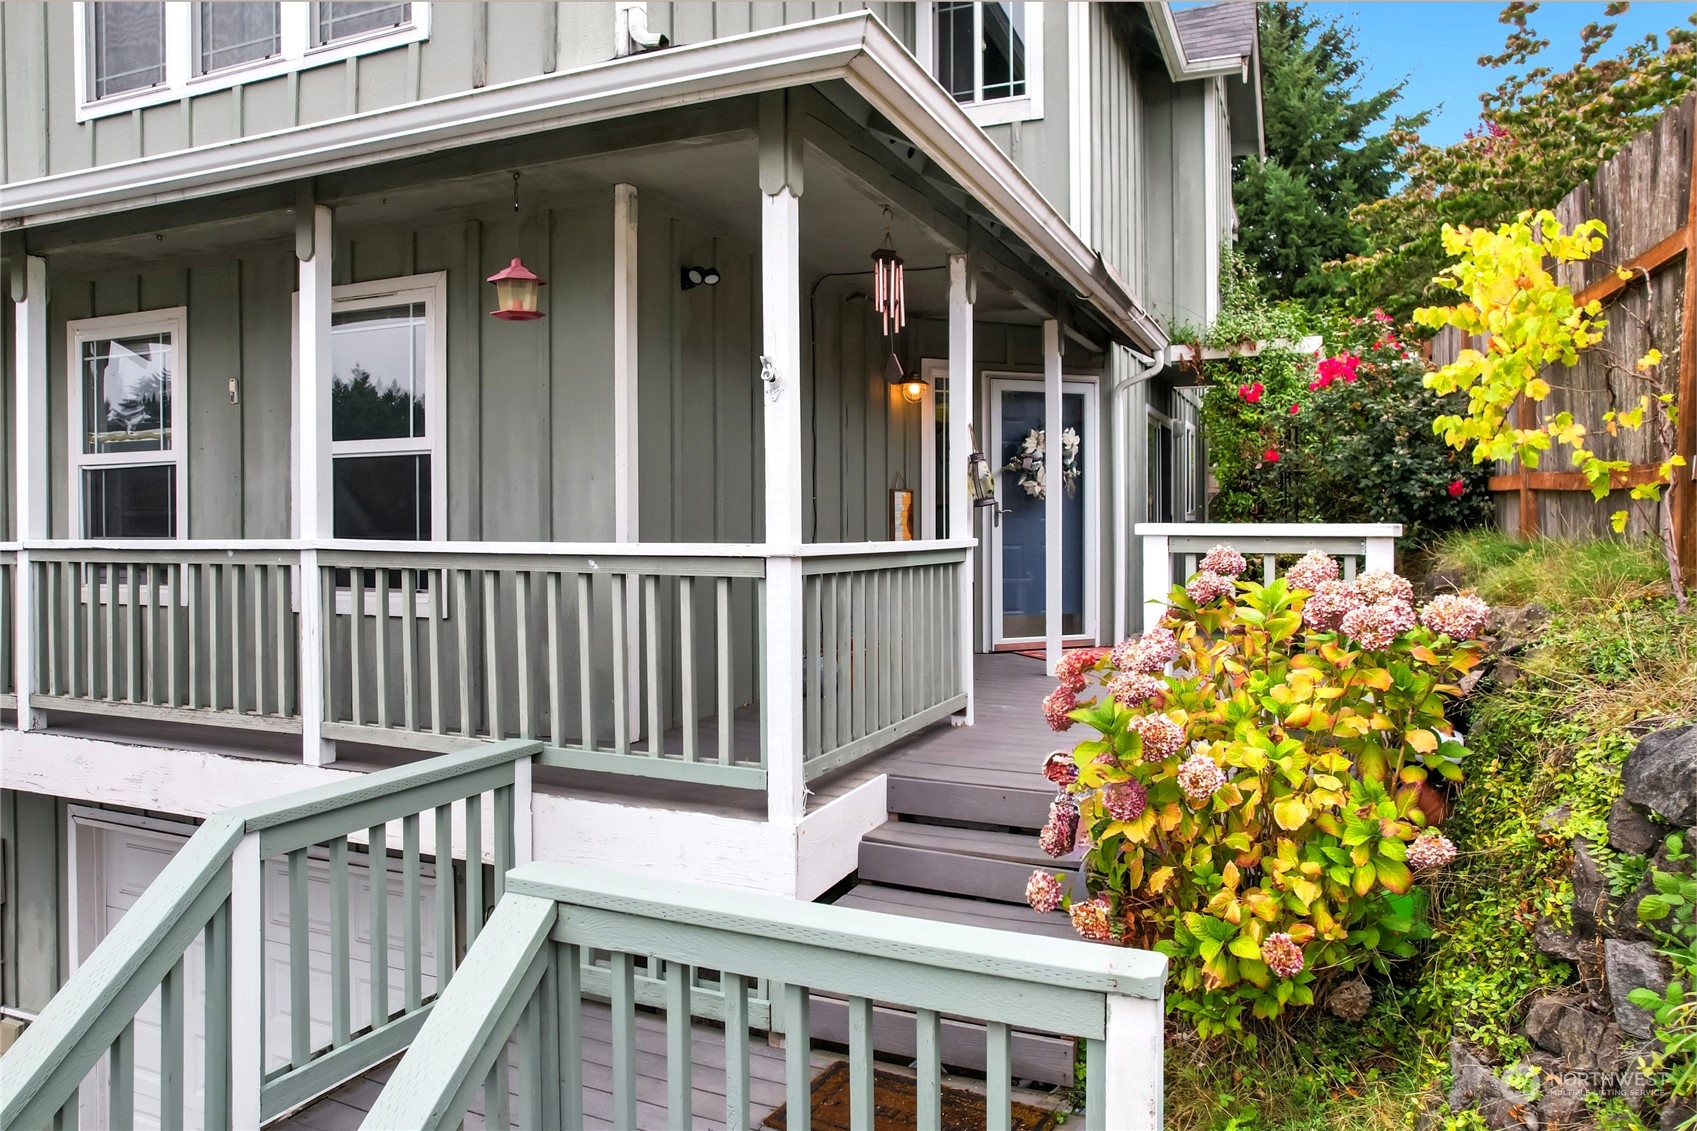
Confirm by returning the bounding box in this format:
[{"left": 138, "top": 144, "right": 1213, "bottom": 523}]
[
  {"left": 1238, "top": 382, "right": 1264, "bottom": 405},
  {"left": 1263, "top": 448, "right": 1281, "bottom": 463},
  {"left": 1288, "top": 403, "right": 1300, "bottom": 415},
  {"left": 1448, "top": 479, "right": 1465, "bottom": 498}
]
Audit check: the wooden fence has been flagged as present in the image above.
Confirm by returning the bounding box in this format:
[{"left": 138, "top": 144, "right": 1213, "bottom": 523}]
[{"left": 1427, "top": 93, "right": 1697, "bottom": 574}]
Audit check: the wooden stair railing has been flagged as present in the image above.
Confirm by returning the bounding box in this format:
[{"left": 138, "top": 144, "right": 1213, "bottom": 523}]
[
  {"left": 0, "top": 738, "right": 542, "bottom": 1131},
  {"left": 360, "top": 862, "right": 1169, "bottom": 1131}
]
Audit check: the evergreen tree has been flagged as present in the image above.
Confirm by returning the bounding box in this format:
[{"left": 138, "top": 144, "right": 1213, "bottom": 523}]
[{"left": 1232, "top": 4, "right": 1416, "bottom": 309}]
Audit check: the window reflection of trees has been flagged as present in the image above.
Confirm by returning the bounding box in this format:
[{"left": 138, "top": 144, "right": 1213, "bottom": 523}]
[{"left": 332, "top": 363, "right": 426, "bottom": 442}]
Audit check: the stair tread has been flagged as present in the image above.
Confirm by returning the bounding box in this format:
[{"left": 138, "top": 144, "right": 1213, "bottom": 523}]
[
  {"left": 887, "top": 777, "right": 1054, "bottom": 828},
  {"left": 862, "top": 820, "right": 1070, "bottom": 866},
  {"left": 834, "top": 882, "right": 1077, "bottom": 939}
]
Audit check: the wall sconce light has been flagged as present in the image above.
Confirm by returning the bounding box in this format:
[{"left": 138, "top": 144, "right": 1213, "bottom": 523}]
[
  {"left": 681, "top": 265, "right": 721, "bottom": 290},
  {"left": 487, "top": 258, "right": 545, "bottom": 320},
  {"left": 882, "top": 352, "right": 928, "bottom": 404}
]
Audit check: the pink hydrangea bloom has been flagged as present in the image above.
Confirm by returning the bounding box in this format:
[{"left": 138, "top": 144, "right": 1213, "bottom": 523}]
[
  {"left": 1200, "top": 544, "right": 1248, "bottom": 578},
  {"left": 1128, "top": 713, "right": 1187, "bottom": 763},
  {"left": 1354, "top": 568, "right": 1414, "bottom": 605},
  {"left": 1302, "top": 580, "right": 1364, "bottom": 632},
  {"left": 1186, "top": 571, "right": 1236, "bottom": 605},
  {"left": 1125, "top": 626, "right": 1180, "bottom": 674},
  {"left": 1407, "top": 832, "right": 1458, "bottom": 871},
  {"left": 1039, "top": 798, "right": 1080, "bottom": 858},
  {"left": 1043, "top": 686, "right": 1078, "bottom": 732},
  {"left": 1340, "top": 599, "right": 1415, "bottom": 650},
  {"left": 1069, "top": 897, "right": 1115, "bottom": 942},
  {"left": 1102, "top": 779, "right": 1149, "bottom": 822},
  {"left": 1054, "top": 647, "right": 1106, "bottom": 693},
  {"left": 1261, "top": 932, "right": 1305, "bottom": 978},
  {"left": 1026, "top": 871, "right": 1065, "bottom": 914},
  {"left": 1285, "top": 550, "right": 1340, "bottom": 592},
  {"left": 1176, "top": 753, "right": 1226, "bottom": 805},
  {"left": 1107, "top": 671, "right": 1165, "bottom": 709},
  {"left": 1041, "top": 750, "right": 1079, "bottom": 787},
  {"left": 1420, "top": 593, "right": 1491, "bottom": 641}
]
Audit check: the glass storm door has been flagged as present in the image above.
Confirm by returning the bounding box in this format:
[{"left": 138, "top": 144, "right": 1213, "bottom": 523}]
[{"left": 989, "top": 377, "right": 1097, "bottom": 646}]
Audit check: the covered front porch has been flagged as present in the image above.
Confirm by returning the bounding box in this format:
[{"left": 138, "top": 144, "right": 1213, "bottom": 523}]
[{"left": 5, "top": 16, "right": 1165, "bottom": 843}]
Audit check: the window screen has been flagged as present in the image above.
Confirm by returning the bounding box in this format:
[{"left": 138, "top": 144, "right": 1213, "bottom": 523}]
[
  {"left": 198, "top": 2, "right": 281, "bottom": 73},
  {"left": 315, "top": 2, "right": 411, "bottom": 46},
  {"left": 91, "top": 2, "right": 166, "bottom": 100}
]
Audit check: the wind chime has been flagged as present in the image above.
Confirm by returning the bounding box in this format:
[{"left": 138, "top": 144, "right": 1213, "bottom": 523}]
[{"left": 871, "top": 206, "right": 906, "bottom": 335}]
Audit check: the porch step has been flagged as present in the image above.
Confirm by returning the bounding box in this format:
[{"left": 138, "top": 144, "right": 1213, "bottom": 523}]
[
  {"left": 822, "top": 883, "right": 1078, "bottom": 1086},
  {"left": 806, "top": 994, "right": 1076, "bottom": 1087},
  {"left": 858, "top": 822, "right": 1083, "bottom": 905},
  {"left": 886, "top": 775, "right": 1054, "bottom": 830}
]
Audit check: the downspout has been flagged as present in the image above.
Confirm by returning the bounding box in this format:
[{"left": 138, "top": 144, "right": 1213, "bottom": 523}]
[{"left": 1113, "top": 348, "right": 1162, "bottom": 642}]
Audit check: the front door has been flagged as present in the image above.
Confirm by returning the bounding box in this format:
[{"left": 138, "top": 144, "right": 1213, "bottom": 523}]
[{"left": 988, "top": 376, "right": 1098, "bottom": 647}]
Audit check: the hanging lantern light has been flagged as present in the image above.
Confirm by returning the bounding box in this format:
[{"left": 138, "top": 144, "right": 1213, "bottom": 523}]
[
  {"left": 899, "top": 375, "right": 930, "bottom": 404},
  {"left": 967, "top": 424, "right": 998, "bottom": 508},
  {"left": 487, "top": 258, "right": 546, "bottom": 321},
  {"left": 871, "top": 206, "right": 905, "bottom": 336},
  {"left": 883, "top": 353, "right": 929, "bottom": 404}
]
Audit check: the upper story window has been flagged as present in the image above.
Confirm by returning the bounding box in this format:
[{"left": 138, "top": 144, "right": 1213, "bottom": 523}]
[
  {"left": 328, "top": 274, "right": 446, "bottom": 542},
  {"left": 68, "top": 310, "right": 189, "bottom": 539},
  {"left": 74, "top": 2, "right": 431, "bottom": 123},
  {"left": 916, "top": 2, "right": 1044, "bottom": 127},
  {"left": 198, "top": 3, "right": 281, "bottom": 74}
]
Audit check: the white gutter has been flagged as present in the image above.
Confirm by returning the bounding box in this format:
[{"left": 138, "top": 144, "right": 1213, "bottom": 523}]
[
  {"left": 0, "top": 13, "right": 1165, "bottom": 352},
  {"left": 1149, "top": 2, "right": 1251, "bottom": 82},
  {"left": 1112, "top": 348, "right": 1161, "bottom": 642}
]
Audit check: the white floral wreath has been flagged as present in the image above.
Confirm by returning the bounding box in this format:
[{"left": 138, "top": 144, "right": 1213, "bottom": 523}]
[{"left": 1004, "top": 427, "right": 1081, "bottom": 500}]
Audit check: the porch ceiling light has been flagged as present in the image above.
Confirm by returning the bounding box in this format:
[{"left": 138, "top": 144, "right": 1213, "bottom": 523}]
[
  {"left": 488, "top": 258, "right": 545, "bottom": 321},
  {"left": 681, "top": 265, "right": 721, "bottom": 290},
  {"left": 883, "top": 351, "right": 928, "bottom": 403}
]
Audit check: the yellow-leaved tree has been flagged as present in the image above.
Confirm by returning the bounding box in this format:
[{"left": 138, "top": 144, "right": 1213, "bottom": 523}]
[{"left": 1413, "top": 209, "right": 1686, "bottom": 608}]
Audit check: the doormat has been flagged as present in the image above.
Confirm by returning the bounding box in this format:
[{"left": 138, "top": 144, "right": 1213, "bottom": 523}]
[{"left": 761, "top": 1060, "right": 1063, "bottom": 1131}]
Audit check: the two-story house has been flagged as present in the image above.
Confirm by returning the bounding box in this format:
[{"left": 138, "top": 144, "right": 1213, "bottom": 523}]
[{"left": 0, "top": 3, "right": 1260, "bottom": 1124}]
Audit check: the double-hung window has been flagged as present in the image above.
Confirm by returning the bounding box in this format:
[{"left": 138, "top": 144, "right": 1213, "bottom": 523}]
[
  {"left": 329, "top": 275, "right": 446, "bottom": 542},
  {"left": 69, "top": 310, "right": 188, "bottom": 539},
  {"left": 75, "top": 2, "right": 429, "bottom": 121},
  {"left": 917, "top": 2, "right": 1043, "bottom": 126}
]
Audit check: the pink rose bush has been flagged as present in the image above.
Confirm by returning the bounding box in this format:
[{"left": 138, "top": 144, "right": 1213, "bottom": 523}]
[{"left": 1030, "top": 545, "right": 1487, "bottom": 1038}]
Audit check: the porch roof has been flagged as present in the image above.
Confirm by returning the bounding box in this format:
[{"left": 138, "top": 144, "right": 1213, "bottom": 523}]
[{"left": 0, "top": 12, "right": 1166, "bottom": 354}]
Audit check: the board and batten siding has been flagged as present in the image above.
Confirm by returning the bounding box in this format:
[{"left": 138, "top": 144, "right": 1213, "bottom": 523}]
[
  {"left": 1, "top": 293, "right": 14, "bottom": 540},
  {"left": 1086, "top": 6, "right": 1147, "bottom": 305},
  {"left": 644, "top": 3, "right": 916, "bottom": 52},
  {"left": 0, "top": 3, "right": 618, "bottom": 183},
  {"left": 0, "top": 789, "right": 64, "bottom": 1016},
  {"left": 1140, "top": 77, "right": 1214, "bottom": 335}
]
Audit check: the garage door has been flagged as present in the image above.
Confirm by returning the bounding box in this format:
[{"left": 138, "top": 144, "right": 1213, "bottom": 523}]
[{"left": 73, "top": 815, "right": 439, "bottom": 1128}]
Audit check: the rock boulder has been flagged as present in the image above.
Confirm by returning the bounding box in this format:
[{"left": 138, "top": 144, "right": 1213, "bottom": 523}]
[{"left": 1621, "top": 726, "right": 1697, "bottom": 828}]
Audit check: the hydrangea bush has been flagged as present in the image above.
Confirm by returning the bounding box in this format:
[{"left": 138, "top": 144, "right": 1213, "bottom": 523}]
[{"left": 1032, "top": 547, "right": 1488, "bottom": 1040}]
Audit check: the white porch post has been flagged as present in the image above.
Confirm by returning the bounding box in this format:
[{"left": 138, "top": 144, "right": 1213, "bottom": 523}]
[
  {"left": 759, "top": 92, "right": 806, "bottom": 824},
  {"left": 1043, "top": 319, "right": 1063, "bottom": 675},
  {"left": 1103, "top": 991, "right": 1166, "bottom": 1129},
  {"left": 228, "top": 831, "right": 265, "bottom": 1130},
  {"left": 613, "top": 183, "right": 643, "bottom": 737},
  {"left": 946, "top": 254, "right": 975, "bottom": 725},
  {"left": 11, "top": 256, "right": 48, "bottom": 731},
  {"left": 294, "top": 197, "right": 336, "bottom": 765},
  {"left": 1141, "top": 529, "right": 1171, "bottom": 631}
]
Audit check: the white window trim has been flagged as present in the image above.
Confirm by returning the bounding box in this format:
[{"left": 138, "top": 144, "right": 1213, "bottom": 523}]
[
  {"left": 915, "top": 1, "right": 1045, "bottom": 127},
  {"left": 72, "top": 2, "right": 431, "bottom": 124},
  {"left": 67, "top": 307, "right": 190, "bottom": 540},
  {"left": 328, "top": 271, "right": 447, "bottom": 542}
]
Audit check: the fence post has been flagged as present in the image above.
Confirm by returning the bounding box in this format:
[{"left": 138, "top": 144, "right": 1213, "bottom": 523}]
[
  {"left": 513, "top": 752, "right": 534, "bottom": 866},
  {"left": 1139, "top": 531, "right": 1170, "bottom": 634},
  {"left": 1364, "top": 536, "right": 1396, "bottom": 574},
  {"left": 1103, "top": 991, "right": 1165, "bottom": 1130},
  {"left": 229, "top": 831, "right": 265, "bottom": 1129}
]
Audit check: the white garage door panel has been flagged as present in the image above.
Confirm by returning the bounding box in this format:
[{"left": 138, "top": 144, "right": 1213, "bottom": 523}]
[{"left": 76, "top": 819, "right": 442, "bottom": 1127}]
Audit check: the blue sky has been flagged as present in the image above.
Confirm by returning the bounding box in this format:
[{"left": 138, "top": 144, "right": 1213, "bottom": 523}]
[{"left": 1322, "top": 1, "right": 1694, "bottom": 146}]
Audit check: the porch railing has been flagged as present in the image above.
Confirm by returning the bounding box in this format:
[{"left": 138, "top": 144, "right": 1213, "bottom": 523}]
[
  {"left": 800, "top": 544, "right": 968, "bottom": 780},
  {"left": 24, "top": 543, "right": 303, "bottom": 731},
  {"left": 0, "top": 545, "right": 16, "bottom": 709},
  {"left": 316, "top": 542, "right": 767, "bottom": 790},
  {"left": 0, "top": 738, "right": 540, "bottom": 1131},
  {"left": 1136, "top": 523, "right": 1401, "bottom": 620},
  {"left": 14, "top": 539, "right": 974, "bottom": 794},
  {"left": 359, "top": 862, "right": 1168, "bottom": 1131}
]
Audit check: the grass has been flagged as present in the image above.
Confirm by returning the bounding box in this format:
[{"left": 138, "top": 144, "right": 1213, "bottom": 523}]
[
  {"left": 1160, "top": 534, "right": 1697, "bottom": 1130},
  {"left": 1429, "top": 530, "right": 1671, "bottom": 611}
]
